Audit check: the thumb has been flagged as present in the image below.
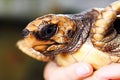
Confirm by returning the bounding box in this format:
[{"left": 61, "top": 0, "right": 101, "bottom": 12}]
[{"left": 44, "top": 62, "right": 93, "bottom": 80}]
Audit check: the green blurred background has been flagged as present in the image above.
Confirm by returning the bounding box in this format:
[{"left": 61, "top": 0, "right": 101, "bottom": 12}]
[{"left": 0, "top": 0, "right": 114, "bottom": 80}]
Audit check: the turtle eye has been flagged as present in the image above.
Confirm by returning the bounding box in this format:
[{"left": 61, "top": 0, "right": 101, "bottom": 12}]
[{"left": 35, "top": 24, "right": 58, "bottom": 40}]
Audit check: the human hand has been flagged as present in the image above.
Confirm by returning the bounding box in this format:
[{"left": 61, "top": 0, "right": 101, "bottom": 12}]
[
  {"left": 44, "top": 61, "right": 93, "bottom": 80},
  {"left": 44, "top": 62, "right": 120, "bottom": 80}
]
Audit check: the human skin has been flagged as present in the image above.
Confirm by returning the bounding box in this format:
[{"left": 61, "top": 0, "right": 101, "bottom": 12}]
[{"left": 44, "top": 62, "right": 120, "bottom": 80}]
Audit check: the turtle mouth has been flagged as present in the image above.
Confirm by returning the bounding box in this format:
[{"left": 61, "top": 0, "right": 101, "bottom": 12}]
[{"left": 31, "top": 39, "right": 68, "bottom": 55}]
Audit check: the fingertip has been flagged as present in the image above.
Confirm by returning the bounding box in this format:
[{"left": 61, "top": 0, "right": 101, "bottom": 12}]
[
  {"left": 78, "top": 63, "right": 93, "bottom": 77},
  {"left": 63, "top": 62, "right": 93, "bottom": 80},
  {"left": 76, "top": 63, "right": 93, "bottom": 76}
]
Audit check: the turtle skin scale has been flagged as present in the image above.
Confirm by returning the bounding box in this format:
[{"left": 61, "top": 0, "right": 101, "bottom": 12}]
[{"left": 17, "top": 1, "right": 120, "bottom": 69}]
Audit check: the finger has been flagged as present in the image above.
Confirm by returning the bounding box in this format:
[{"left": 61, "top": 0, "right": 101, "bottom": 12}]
[
  {"left": 44, "top": 61, "right": 59, "bottom": 80},
  {"left": 44, "top": 62, "right": 93, "bottom": 80},
  {"left": 96, "top": 63, "right": 120, "bottom": 80},
  {"left": 85, "top": 63, "right": 120, "bottom": 80}
]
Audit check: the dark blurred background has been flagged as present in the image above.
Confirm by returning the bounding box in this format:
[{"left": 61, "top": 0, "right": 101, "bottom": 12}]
[{"left": 0, "top": 0, "right": 114, "bottom": 80}]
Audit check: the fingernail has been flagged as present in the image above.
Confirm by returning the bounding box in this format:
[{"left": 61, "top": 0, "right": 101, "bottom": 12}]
[{"left": 76, "top": 64, "right": 91, "bottom": 76}]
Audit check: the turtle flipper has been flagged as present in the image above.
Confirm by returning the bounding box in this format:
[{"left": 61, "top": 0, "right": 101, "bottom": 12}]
[{"left": 91, "top": 1, "right": 120, "bottom": 55}]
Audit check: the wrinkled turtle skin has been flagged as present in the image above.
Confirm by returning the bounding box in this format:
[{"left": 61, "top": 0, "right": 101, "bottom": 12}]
[{"left": 17, "top": 1, "right": 120, "bottom": 69}]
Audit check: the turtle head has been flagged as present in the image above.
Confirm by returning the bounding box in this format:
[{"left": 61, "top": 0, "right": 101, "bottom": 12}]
[{"left": 22, "top": 14, "right": 76, "bottom": 56}]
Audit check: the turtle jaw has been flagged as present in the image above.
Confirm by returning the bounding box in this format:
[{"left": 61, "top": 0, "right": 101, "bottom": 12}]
[{"left": 23, "top": 33, "right": 67, "bottom": 56}]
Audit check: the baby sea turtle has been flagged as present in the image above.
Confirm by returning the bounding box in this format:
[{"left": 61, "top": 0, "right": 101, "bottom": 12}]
[{"left": 17, "top": 1, "right": 120, "bottom": 69}]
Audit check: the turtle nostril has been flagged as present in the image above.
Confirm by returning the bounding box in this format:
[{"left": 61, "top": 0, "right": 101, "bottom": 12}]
[{"left": 22, "top": 29, "right": 30, "bottom": 37}]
